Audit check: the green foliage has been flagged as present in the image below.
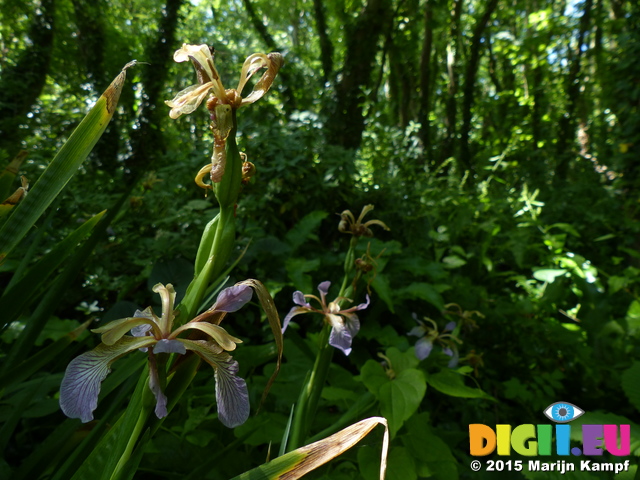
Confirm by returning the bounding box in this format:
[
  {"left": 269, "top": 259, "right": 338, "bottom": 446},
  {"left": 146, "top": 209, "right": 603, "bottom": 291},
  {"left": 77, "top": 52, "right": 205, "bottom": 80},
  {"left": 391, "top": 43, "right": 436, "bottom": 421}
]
[{"left": 2, "top": 0, "right": 640, "bottom": 478}]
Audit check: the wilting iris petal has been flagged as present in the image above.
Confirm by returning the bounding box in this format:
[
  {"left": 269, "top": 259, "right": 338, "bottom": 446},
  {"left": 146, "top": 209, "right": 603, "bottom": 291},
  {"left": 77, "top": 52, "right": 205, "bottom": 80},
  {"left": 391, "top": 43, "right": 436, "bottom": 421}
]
[
  {"left": 60, "top": 336, "right": 155, "bottom": 423},
  {"left": 240, "top": 53, "right": 284, "bottom": 105},
  {"left": 153, "top": 338, "right": 187, "bottom": 354},
  {"left": 415, "top": 337, "right": 434, "bottom": 360},
  {"left": 181, "top": 339, "right": 250, "bottom": 428},
  {"left": 213, "top": 284, "right": 253, "bottom": 312},
  {"left": 166, "top": 82, "right": 215, "bottom": 119}
]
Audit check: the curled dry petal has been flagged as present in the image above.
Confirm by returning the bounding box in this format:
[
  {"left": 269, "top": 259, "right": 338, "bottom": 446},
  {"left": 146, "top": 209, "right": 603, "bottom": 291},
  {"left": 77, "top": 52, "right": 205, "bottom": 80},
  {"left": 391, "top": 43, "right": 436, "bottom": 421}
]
[
  {"left": 240, "top": 53, "right": 284, "bottom": 106},
  {"left": 236, "top": 53, "right": 270, "bottom": 95},
  {"left": 181, "top": 339, "right": 250, "bottom": 428},
  {"left": 173, "top": 44, "right": 226, "bottom": 99},
  {"left": 59, "top": 336, "right": 156, "bottom": 422},
  {"left": 166, "top": 83, "right": 215, "bottom": 119}
]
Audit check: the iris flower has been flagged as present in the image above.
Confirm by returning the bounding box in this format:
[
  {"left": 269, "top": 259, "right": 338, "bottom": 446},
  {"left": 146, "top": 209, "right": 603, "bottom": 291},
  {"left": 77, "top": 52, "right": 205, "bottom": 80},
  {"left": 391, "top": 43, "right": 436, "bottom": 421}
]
[
  {"left": 165, "top": 44, "right": 283, "bottom": 187},
  {"left": 282, "top": 281, "right": 369, "bottom": 356},
  {"left": 408, "top": 317, "right": 460, "bottom": 367},
  {"left": 60, "top": 283, "right": 253, "bottom": 428}
]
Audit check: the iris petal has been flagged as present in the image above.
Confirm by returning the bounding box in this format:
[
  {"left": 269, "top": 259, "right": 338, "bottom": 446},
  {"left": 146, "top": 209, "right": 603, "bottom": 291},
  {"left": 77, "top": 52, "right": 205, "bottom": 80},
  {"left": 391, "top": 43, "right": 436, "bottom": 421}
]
[
  {"left": 181, "top": 339, "right": 250, "bottom": 428},
  {"left": 213, "top": 284, "right": 253, "bottom": 312},
  {"left": 214, "top": 356, "right": 250, "bottom": 428},
  {"left": 317, "top": 281, "right": 331, "bottom": 297},
  {"left": 292, "top": 291, "right": 310, "bottom": 307},
  {"left": 148, "top": 355, "right": 168, "bottom": 419},
  {"left": 59, "top": 336, "right": 155, "bottom": 422},
  {"left": 180, "top": 323, "right": 241, "bottom": 351},
  {"left": 415, "top": 337, "right": 434, "bottom": 360},
  {"left": 153, "top": 339, "right": 187, "bottom": 354},
  {"left": 328, "top": 315, "right": 355, "bottom": 355},
  {"left": 93, "top": 315, "right": 157, "bottom": 346}
]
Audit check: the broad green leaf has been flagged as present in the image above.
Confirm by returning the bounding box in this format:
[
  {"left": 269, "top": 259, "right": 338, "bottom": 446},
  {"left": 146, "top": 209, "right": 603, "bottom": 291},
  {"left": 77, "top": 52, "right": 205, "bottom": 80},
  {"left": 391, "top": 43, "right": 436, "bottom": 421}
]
[
  {"left": 360, "top": 446, "right": 417, "bottom": 480},
  {"left": 533, "top": 268, "right": 568, "bottom": 283},
  {"left": 285, "top": 210, "right": 329, "bottom": 250},
  {"left": 285, "top": 257, "right": 321, "bottom": 292},
  {"left": 360, "top": 359, "right": 390, "bottom": 396},
  {"left": 426, "top": 369, "right": 492, "bottom": 399},
  {"left": 626, "top": 300, "right": 640, "bottom": 335},
  {"left": 384, "top": 347, "right": 420, "bottom": 375},
  {"left": 0, "top": 61, "right": 135, "bottom": 262},
  {"left": 399, "top": 282, "right": 445, "bottom": 310},
  {"left": 372, "top": 274, "right": 395, "bottom": 313},
  {"left": 404, "top": 413, "right": 458, "bottom": 480},
  {"left": 378, "top": 369, "right": 426, "bottom": 436}
]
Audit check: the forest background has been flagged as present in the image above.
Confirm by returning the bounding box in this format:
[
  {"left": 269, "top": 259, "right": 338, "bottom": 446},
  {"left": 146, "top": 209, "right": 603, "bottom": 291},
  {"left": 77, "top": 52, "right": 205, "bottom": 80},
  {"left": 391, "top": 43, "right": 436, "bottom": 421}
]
[{"left": 1, "top": 0, "right": 640, "bottom": 478}]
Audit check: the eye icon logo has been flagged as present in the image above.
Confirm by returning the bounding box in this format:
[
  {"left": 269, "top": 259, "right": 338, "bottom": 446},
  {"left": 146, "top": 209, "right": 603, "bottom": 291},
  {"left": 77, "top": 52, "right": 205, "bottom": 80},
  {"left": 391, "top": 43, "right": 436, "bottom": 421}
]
[{"left": 543, "top": 402, "right": 584, "bottom": 423}]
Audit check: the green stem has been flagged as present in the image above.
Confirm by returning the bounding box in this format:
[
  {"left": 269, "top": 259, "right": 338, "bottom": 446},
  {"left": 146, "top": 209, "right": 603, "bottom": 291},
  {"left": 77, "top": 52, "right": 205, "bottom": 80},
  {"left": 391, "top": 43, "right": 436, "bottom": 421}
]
[
  {"left": 286, "top": 236, "right": 360, "bottom": 452},
  {"left": 287, "top": 323, "right": 333, "bottom": 451},
  {"left": 111, "top": 406, "right": 150, "bottom": 480}
]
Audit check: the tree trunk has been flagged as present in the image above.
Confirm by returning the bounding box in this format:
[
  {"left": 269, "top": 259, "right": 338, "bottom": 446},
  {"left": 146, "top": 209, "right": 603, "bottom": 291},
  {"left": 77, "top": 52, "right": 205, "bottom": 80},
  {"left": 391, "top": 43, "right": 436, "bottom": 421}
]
[
  {"left": 125, "top": 0, "right": 184, "bottom": 180},
  {"left": 0, "top": 0, "right": 55, "bottom": 159},
  {"left": 313, "top": 0, "right": 334, "bottom": 82},
  {"left": 459, "top": 0, "right": 500, "bottom": 173},
  {"left": 325, "top": 0, "right": 393, "bottom": 150},
  {"left": 554, "top": 0, "right": 593, "bottom": 184},
  {"left": 438, "top": 0, "right": 463, "bottom": 166},
  {"left": 418, "top": 0, "right": 434, "bottom": 162}
]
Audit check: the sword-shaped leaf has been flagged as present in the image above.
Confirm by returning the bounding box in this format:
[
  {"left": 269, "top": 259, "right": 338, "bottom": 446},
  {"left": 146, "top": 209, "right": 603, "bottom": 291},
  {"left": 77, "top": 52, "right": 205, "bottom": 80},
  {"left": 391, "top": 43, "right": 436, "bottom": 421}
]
[{"left": 0, "top": 61, "right": 136, "bottom": 262}]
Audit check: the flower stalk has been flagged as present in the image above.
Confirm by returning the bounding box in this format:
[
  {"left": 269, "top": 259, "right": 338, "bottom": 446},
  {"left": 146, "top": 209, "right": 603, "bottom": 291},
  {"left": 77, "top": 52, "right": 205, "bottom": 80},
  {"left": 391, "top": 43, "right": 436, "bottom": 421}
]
[{"left": 286, "top": 238, "right": 362, "bottom": 451}]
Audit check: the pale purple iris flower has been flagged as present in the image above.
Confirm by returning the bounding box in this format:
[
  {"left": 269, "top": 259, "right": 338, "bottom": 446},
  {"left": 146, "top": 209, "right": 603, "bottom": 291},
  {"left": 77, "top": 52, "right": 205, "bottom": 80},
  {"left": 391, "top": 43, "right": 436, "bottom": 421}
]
[
  {"left": 409, "top": 318, "right": 459, "bottom": 367},
  {"left": 282, "top": 281, "right": 369, "bottom": 355},
  {"left": 59, "top": 283, "right": 253, "bottom": 428}
]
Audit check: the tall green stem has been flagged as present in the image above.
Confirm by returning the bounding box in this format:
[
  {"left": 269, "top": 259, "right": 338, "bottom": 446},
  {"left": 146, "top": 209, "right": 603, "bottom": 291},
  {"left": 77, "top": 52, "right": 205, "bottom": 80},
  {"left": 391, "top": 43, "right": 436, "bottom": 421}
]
[{"left": 286, "top": 236, "right": 360, "bottom": 452}]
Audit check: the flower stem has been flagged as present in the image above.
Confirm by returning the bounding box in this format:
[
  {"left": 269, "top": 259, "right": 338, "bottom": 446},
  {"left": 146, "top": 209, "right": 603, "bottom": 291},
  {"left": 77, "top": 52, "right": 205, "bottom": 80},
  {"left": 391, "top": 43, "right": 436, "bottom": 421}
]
[
  {"left": 287, "top": 322, "right": 333, "bottom": 452},
  {"left": 286, "top": 237, "right": 360, "bottom": 452}
]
